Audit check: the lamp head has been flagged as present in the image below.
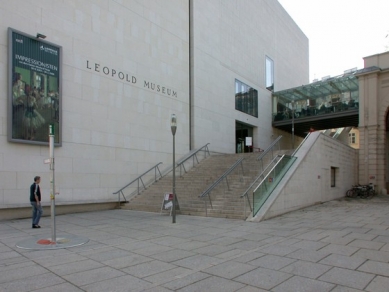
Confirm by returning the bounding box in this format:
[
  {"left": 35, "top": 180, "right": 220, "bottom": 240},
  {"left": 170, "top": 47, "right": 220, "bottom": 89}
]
[
  {"left": 170, "top": 114, "right": 177, "bottom": 135},
  {"left": 36, "top": 33, "right": 46, "bottom": 39}
]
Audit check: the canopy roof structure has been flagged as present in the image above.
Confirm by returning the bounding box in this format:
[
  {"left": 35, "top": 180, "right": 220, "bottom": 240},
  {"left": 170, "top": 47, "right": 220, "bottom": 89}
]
[
  {"left": 272, "top": 72, "right": 361, "bottom": 137},
  {"left": 273, "top": 73, "right": 359, "bottom": 103}
]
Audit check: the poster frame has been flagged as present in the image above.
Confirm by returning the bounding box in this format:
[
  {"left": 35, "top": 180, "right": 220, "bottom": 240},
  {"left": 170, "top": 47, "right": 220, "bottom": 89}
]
[{"left": 7, "top": 27, "right": 62, "bottom": 146}]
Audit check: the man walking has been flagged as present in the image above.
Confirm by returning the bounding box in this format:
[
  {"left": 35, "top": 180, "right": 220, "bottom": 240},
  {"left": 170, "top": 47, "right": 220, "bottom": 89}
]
[{"left": 30, "top": 176, "right": 43, "bottom": 228}]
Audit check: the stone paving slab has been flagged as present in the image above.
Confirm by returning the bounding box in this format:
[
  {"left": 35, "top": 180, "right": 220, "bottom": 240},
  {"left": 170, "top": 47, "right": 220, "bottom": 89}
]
[
  {"left": 0, "top": 272, "right": 65, "bottom": 292},
  {"left": 236, "top": 286, "right": 268, "bottom": 292},
  {"left": 318, "top": 267, "right": 375, "bottom": 290},
  {"left": 365, "top": 275, "right": 389, "bottom": 292},
  {"left": 1, "top": 197, "right": 389, "bottom": 291},
  {"left": 318, "top": 243, "right": 360, "bottom": 256},
  {"left": 177, "top": 275, "right": 245, "bottom": 292},
  {"left": 347, "top": 239, "right": 385, "bottom": 250},
  {"left": 285, "top": 248, "right": 330, "bottom": 262},
  {"left": 233, "top": 267, "right": 292, "bottom": 290},
  {"left": 62, "top": 266, "right": 126, "bottom": 287},
  {"left": 318, "top": 254, "right": 367, "bottom": 270},
  {"left": 331, "top": 286, "right": 364, "bottom": 292},
  {"left": 161, "top": 271, "right": 210, "bottom": 290},
  {"left": 357, "top": 260, "right": 389, "bottom": 277},
  {"left": 352, "top": 248, "right": 389, "bottom": 262},
  {"left": 81, "top": 274, "right": 153, "bottom": 292},
  {"left": 272, "top": 275, "right": 335, "bottom": 292},
  {"left": 290, "top": 239, "right": 329, "bottom": 251},
  {"left": 279, "top": 260, "right": 332, "bottom": 279},
  {"left": 202, "top": 260, "right": 257, "bottom": 279},
  {"left": 248, "top": 254, "right": 296, "bottom": 270}
]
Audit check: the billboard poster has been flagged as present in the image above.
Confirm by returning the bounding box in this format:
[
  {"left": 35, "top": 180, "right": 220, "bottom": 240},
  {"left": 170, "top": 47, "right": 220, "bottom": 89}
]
[{"left": 8, "top": 28, "right": 61, "bottom": 145}]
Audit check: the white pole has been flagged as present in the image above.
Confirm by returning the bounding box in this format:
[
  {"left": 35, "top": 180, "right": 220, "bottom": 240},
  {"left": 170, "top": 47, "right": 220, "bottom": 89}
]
[
  {"left": 292, "top": 100, "right": 295, "bottom": 150},
  {"left": 49, "top": 124, "right": 56, "bottom": 243}
]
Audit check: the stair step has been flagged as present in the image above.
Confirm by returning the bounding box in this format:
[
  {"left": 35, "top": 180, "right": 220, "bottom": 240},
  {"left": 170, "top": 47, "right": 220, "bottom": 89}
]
[{"left": 122, "top": 151, "right": 282, "bottom": 219}]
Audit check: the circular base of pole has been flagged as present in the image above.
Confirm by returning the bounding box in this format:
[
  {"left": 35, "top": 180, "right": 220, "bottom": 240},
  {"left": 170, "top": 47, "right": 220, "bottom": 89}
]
[{"left": 16, "top": 234, "right": 89, "bottom": 250}]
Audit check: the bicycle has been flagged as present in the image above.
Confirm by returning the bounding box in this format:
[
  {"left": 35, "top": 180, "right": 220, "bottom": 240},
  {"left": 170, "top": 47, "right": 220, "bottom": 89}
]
[{"left": 346, "top": 184, "right": 375, "bottom": 199}]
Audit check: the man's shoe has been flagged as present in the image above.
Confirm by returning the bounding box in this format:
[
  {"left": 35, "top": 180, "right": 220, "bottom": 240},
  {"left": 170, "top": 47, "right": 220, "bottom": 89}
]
[{"left": 32, "top": 225, "right": 41, "bottom": 228}]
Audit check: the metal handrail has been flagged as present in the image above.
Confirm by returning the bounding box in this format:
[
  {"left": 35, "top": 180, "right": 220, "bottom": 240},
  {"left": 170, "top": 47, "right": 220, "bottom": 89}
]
[
  {"left": 112, "top": 162, "right": 163, "bottom": 206},
  {"left": 292, "top": 132, "right": 310, "bottom": 156},
  {"left": 253, "top": 155, "right": 286, "bottom": 194},
  {"left": 256, "top": 135, "right": 282, "bottom": 178},
  {"left": 176, "top": 143, "right": 210, "bottom": 176},
  {"left": 240, "top": 155, "right": 281, "bottom": 218},
  {"left": 199, "top": 157, "right": 244, "bottom": 216},
  {"left": 161, "top": 143, "right": 211, "bottom": 177},
  {"left": 112, "top": 143, "right": 211, "bottom": 207},
  {"left": 257, "top": 135, "right": 282, "bottom": 161}
]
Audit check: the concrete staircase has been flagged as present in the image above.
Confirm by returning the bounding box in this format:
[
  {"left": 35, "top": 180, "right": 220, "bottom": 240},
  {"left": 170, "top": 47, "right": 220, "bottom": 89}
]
[{"left": 122, "top": 152, "right": 276, "bottom": 219}]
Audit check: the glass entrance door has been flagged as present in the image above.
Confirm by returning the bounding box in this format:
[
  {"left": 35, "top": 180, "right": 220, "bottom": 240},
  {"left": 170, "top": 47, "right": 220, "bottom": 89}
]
[{"left": 236, "top": 122, "right": 254, "bottom": 153}]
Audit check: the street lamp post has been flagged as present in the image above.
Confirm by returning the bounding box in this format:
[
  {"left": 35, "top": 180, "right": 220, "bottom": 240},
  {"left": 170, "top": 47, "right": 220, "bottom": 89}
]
[
  {"left": 170, "top": 114, "right": 177, "bottom": 223},
  {"left": 292, "top": 100, "right": 295, "bottom": 150}
]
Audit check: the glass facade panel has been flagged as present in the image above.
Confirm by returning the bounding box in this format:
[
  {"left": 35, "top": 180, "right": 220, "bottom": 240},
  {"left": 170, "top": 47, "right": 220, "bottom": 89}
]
[
  {"left": 235, "top": 79, "right": 258, "bottom": 118},
  {"left": 253, "top": 155, "right": 297, "bottom": 216},
  {"left": 272, "top": 74, "right": 359, "bottom": 123},
  {"left": 266, "top": 56, "right": 274, "bottom": 91}
]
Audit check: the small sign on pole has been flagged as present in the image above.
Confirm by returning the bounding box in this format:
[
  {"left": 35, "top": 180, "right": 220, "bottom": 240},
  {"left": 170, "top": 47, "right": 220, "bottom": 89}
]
[
  {"left": 49, "top": 123, "right": 55, "bottom": 135},
  {"left": 161, "top": 193, "right": 180, "bottom": 215},
  {"left": 245, "top": 137, "right": 252, "bottom": 147}
]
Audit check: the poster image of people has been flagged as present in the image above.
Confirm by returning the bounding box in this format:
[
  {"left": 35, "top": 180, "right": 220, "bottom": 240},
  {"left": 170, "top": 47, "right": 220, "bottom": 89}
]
[{"left": 8, "top": 28, "right": 61, "bottom": 145}]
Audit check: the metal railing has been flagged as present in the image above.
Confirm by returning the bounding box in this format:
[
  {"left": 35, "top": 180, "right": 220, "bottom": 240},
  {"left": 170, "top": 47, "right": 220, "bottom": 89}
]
[
  {"left": 291, "top": 132, "right": 310, "bottom": 156},
  {"left": 176, "top": 143, "right": 210, "bottom": 177},
  {"left": 113, "top": 143, "right": 211, "bottom": 207},
  {"left": 257, "top": 135, "right": 282, "bottom": 160},
  {"left": 257, "top": 135, "right": 282, "bottom": 171},
  {"left": 199, "top": 157, "right": 244, "bottom": 216},
  {"left": 160, "top": 143, "right": 211, "bottom": 178},
  {"left": 112, "top": 162, "right": 163, "bottom": 206},
  {"left": 252, "top": 154, "right": 297, "bottom": 216},
  {"left": 240, "top": 155, "right": 281, "bottom": 219}
]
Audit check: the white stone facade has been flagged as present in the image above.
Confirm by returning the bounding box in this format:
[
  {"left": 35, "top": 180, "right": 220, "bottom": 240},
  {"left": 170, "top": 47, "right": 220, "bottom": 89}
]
[
  {"left": 254, "top": 131, "right": 358, "bottom": 221},
  {"left": 0, "top": 0, "right": 308, "bottom": 209},
  {"left": 190, "top": 0, "right": 309, "bottom": 153}
]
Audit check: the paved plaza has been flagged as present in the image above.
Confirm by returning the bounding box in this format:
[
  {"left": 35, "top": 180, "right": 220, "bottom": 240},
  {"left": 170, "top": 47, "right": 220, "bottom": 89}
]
[{"left": 1, "top": 197, "right": 389, "bottom": 291}]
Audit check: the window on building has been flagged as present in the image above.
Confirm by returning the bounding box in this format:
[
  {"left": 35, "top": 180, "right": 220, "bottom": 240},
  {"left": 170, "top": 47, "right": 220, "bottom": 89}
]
[
  {"left": 349, "top": 133, "right": 356, "bottom": 144},
  {"left": 331, "top": 167, "right": 337, "bottom": 187},
  {"left": 265, "top": 56, "right": 274, "bottom": 91},
  {"left": 235, "top": 79, "right": 258, "bottom": 118}
]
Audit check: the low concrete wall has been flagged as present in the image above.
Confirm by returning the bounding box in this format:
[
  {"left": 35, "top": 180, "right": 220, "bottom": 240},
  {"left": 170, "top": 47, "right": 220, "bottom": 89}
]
[
  {"left": 252, "top": 131, "right": 358, "bottom": 221},
  {"left": 0, "top": 202, "right": 117, "bottom": 221}
]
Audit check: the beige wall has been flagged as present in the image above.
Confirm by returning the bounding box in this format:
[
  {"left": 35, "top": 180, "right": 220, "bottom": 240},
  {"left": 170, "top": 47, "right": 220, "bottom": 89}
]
[
  {"left": 357, "top": 51, "right": 389, "bottom": 194},
  {"left": 348, "top": 128, "right": 360, "bottom": 149},
  {"left": 254, "top": 131, "right": 358, "bottom": 221}
]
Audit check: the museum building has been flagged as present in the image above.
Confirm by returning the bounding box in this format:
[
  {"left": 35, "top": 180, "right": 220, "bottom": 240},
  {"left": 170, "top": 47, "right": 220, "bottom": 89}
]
[{"left": 0, "top": 0, "right": 309, "bottom": 212}]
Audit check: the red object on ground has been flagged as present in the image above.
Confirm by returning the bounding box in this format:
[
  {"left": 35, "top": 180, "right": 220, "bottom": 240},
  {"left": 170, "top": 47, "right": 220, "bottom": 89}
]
[{"left": 37, "top": 239, "right": 56, "bottom": 245}]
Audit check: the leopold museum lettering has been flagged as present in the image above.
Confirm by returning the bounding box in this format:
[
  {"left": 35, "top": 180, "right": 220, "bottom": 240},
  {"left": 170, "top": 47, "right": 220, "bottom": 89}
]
[{"left": 86, "top": 60, "right": 177, "bottom": 98}]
